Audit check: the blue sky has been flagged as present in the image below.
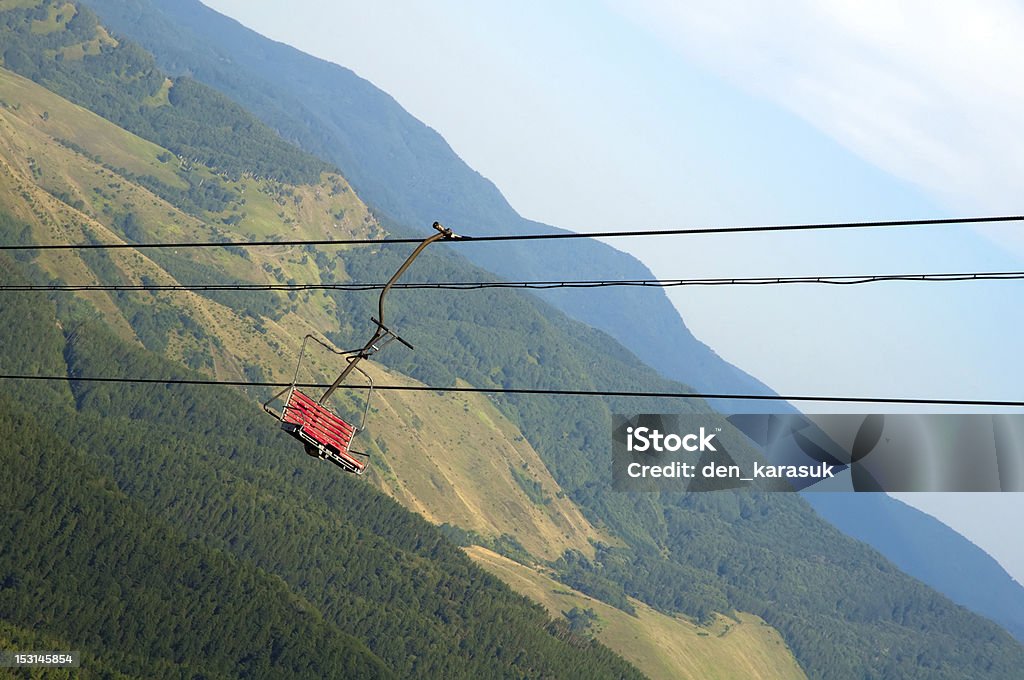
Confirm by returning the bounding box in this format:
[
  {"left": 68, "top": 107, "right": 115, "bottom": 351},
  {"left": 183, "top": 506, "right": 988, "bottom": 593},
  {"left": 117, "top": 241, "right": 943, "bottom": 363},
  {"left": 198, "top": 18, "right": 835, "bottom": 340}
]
[{"left": 202, "top": 0, "right": 1024, "bottom": 582}]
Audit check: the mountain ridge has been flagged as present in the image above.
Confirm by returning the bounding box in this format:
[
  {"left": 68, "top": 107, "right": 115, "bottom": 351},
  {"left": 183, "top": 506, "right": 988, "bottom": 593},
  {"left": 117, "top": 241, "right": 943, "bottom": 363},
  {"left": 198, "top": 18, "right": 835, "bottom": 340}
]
[{"left": 79, "top": 0, "right": 781, "bottom": 412}]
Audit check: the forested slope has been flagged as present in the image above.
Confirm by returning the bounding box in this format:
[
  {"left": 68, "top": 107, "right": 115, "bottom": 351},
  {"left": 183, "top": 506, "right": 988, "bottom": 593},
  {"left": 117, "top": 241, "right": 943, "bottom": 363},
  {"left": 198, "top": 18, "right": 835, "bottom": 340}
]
[
  {"left": 806, "top": 493, "right": 1024, "bottom": 643},
  {"left": 0, "top": 255, "right": 646, "bottom": 679}
]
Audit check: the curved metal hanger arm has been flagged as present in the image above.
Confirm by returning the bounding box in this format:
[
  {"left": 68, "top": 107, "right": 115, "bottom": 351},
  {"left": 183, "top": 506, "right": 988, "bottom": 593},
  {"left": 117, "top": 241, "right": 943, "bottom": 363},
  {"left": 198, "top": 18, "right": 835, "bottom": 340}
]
[{"left": 320, "top": 222, "right": 456, "bottom": 403}]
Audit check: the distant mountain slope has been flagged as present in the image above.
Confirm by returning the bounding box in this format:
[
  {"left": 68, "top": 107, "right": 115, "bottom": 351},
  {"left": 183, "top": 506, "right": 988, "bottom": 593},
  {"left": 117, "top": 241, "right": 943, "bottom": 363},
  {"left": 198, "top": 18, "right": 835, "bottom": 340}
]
[
  {"left": 80, "top": 0, "right": 780, "bottom": 409},
  {"left": 806, "top": 493, "right": 1024, "bottom": 643}
]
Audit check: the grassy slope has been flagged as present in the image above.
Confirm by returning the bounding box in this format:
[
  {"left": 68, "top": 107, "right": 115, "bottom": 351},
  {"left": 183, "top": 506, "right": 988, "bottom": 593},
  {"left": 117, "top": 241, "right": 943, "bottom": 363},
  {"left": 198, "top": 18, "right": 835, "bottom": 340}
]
[
  {"left": 364, "top": 372, "right": 610, "bottom": 561},
  {"left": 0, "top": 65, "right": 609, "bottom": 563},
  {"left": 468, "top": 546, "right": 806, "bottom": 680}
]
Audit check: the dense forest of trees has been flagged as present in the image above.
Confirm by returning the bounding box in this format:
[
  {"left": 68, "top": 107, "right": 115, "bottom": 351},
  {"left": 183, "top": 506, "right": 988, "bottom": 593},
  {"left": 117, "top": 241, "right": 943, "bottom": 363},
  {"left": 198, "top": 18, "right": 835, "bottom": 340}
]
[{"left": 1, "top": 405, "right": 390, "bottom": 679}]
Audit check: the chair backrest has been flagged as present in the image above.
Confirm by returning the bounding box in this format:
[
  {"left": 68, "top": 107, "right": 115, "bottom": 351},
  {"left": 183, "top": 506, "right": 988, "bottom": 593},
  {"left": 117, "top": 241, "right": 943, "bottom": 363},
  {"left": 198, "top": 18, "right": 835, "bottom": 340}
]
[{"left": 284, "top": 389, "right": 358, "bottom": 462}]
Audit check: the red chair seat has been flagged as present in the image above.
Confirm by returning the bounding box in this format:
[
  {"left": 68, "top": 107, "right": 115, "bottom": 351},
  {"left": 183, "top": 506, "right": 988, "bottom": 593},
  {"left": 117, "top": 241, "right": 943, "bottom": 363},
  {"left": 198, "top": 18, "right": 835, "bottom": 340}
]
[{"left": 282, "top": 389, "right": 366, "bottom": 473}]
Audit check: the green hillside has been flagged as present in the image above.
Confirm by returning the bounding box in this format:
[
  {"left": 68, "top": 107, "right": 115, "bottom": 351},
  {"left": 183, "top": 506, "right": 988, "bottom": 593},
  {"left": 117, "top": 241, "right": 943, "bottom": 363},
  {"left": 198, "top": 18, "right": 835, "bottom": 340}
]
[
  {"left": 0, "top": 256, "right": 646, "bottom": 679},
  {"left": 0, "top": 64, "right": 615, "bottom": 566},
  {"left": 0, "top": 65, "right": 808, "bottom": 676},
  {"left": 2, "top": 3, "right": 1024, "bottom": 678},
  {"left": 73, "top": 2, "right": 1024, "bottom": 650}
]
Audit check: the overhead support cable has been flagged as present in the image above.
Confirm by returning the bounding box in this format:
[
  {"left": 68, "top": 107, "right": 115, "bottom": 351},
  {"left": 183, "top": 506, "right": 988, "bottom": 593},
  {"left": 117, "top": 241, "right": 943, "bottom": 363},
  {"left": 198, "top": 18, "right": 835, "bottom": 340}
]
[
  {"left": 1, "top": 374, "right": 1021, "bottom": 407},
  {"left": 1, "top": 270, "right": 1022, "bottom": 293},
  {"left": 1, "top": 214, "right": 1021, "bottom": 251}
]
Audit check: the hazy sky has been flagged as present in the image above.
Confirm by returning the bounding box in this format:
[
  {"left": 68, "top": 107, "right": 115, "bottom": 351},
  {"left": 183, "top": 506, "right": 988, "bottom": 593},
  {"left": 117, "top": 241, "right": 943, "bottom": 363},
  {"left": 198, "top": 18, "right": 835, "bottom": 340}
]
[{"left": 201, "top": 1, "right": 1024, "bottom": 582}]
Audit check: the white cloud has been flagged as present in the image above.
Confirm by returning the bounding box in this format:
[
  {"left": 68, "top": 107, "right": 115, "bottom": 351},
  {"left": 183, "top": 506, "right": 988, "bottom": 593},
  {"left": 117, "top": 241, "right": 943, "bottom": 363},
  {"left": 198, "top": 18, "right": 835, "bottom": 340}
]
[{"left": 607, "top": 0, "right": 1024, "bottom": 254}]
